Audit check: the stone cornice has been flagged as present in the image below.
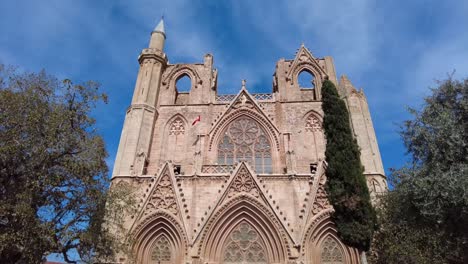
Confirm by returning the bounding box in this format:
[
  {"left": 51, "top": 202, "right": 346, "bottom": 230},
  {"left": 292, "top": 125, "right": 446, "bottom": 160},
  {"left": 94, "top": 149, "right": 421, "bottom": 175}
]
[
  {"left": 138, "top": 48, "right": 168, "bottom": 65},
  {"left": 126, "top": 103, "right": 156, "bottom": 113}
]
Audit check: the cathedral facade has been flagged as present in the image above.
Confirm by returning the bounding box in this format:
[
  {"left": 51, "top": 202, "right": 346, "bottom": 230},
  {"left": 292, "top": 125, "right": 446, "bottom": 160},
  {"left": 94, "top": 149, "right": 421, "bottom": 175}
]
[{"left": 110, "top": 19, "right": 387, "bottom": 264}]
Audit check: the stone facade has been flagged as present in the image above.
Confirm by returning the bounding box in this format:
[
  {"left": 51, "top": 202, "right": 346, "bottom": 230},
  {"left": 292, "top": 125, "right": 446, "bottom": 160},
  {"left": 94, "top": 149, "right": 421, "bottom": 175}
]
[{"left": 110, "top": 19, "right": 387, "bottom": 264}]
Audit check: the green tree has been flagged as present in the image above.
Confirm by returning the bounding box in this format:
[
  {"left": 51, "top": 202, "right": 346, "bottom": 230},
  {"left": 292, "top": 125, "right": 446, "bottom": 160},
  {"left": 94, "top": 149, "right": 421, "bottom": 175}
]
[
  {"left": 321, "top": 80, "right": 377, "bottom": 251},
  {"left": 370, "top": 77, "right": 468, "bottom": 264},
  {"left": 0, "top": 65, "right": 135, "bottom": 263}
]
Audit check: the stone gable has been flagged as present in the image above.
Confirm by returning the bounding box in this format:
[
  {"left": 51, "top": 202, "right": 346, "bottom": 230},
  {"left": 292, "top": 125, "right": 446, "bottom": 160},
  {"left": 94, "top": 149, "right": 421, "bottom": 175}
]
[{"left": 110, "top": 19, "right": 387, "bottom": 264}]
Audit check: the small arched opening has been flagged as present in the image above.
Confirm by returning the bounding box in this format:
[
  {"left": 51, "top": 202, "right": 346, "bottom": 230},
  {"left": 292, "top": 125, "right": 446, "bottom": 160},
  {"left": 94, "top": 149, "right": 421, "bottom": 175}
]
[
  {"left": 175, "top": 74, "right": 191, "bottom": 93},
  {"left": 298, "top": 70, "right": 315, "bottom": 89}
]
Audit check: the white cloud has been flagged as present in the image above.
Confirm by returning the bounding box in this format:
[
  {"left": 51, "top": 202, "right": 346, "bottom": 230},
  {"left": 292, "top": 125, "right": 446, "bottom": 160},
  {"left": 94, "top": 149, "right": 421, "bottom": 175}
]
[
  {"left": 410, "top": 37, "right": 468, "bottom": 98},
  {"left": 2, "top": 0, "right": 468, "bottom": 174},
  {"left": 226, "top": 0, "right": 378, "bottom": 79}
]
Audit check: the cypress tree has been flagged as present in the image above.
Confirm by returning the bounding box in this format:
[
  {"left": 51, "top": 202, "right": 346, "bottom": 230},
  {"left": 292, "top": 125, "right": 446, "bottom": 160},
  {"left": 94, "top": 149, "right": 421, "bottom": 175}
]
[{"left": 321, "top": 79, "right": 377, "bottom": 251}]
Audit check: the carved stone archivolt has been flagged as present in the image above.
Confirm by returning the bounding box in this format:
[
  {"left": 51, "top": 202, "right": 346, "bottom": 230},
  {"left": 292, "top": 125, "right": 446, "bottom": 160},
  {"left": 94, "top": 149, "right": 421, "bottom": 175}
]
[
  {"left": 300, "top": 211, "right": 360, "bottom": 264},
  {"left": 287, "top": 45, "right": 327, "bottom": 85},
  {"left": 145, "top": 173, "right": 179, "bottom": 215},
  {"left": 162, "top": 64, "right": 201, "bottom": 89},
  {"left": 197, "top": 195, "right": 291, "bottom": 262},
  {"left": 131, "top": 211, "right": 188, "bottom": 264}
]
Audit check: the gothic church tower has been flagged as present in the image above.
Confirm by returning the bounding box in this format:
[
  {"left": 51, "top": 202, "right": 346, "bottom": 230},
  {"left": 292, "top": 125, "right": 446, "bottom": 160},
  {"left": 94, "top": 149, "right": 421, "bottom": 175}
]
[{"left": 110, "top": 19, "right": 387, "bottom": 264}]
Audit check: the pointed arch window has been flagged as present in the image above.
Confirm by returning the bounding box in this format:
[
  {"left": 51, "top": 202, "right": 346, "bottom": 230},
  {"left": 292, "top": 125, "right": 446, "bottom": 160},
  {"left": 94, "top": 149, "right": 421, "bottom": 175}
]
[
  {"left": 169, "top": 117, "right": 185, "bottom": 135},
  {"left": 305, "top": 113, "right": 322, "bottom": 132},
  {"left": 298, "top": 70, "right": 315, "bottom": 89},
  {"left": 151, "top": 236, "right": 172, "bottom": 263},
  {"left": 223, "top": 222, "right": 267, "bottom": 264},
  {"left": 217, "top": 117, "right": 272, "bottom": 173},
  {"left": 321, "top": 236, "right": 344, "bottom": 264},
  {"left": 175, "top": 74, "right": 191, "bottom": 92}
]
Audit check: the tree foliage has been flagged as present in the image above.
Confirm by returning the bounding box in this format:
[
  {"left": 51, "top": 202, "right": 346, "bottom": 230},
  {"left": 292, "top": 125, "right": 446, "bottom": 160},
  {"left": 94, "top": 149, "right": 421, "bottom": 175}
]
[
  {"left": 321, "top": 80, "right": 377, "bottom": 251},
  {"left": 370, "top": 77, "right": 468, "bottom": 264},
  {"left": 0, "top": 65, "right": 134, "bottom": 263}
]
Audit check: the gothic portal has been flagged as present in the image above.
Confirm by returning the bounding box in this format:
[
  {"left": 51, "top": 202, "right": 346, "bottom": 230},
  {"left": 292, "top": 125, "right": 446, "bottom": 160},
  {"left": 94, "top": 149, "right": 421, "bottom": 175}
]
[{"left": 110, "top": 19, "right": 387, "bottom": 264}]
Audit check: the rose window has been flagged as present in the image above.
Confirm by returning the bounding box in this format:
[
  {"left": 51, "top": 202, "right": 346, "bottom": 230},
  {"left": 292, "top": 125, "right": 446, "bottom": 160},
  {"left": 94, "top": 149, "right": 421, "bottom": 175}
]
[{"left": 217, "top": 117, "right": 272, "bottom": 173}]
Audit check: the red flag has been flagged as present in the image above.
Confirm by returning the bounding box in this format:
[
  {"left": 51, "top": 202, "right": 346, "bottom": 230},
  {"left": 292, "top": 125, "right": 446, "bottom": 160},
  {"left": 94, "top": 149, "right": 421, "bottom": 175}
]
[{"left": 192, "top": 115, "right": 201, "bottom": 126}]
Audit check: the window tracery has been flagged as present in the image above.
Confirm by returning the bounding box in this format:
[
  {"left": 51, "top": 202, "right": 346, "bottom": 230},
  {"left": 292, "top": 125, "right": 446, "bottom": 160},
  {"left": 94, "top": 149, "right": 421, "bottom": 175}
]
[
  {"left": 305, "top": 114, "right": 322, "bottom": 132},
  {"left": 223, "top": 222, "right": 267, "bottom": 264},
  {"left": 217, "top": 117, "right": 272, "bottom": 173},
  {"left": 151, "top": 236, "right": 172, "bottom": 262},
  {"left": 169, "top": 118, "right": 185, "bottom": 135},
  {"left": 321, "top": 236, "right": 343, "bottom": 264}
]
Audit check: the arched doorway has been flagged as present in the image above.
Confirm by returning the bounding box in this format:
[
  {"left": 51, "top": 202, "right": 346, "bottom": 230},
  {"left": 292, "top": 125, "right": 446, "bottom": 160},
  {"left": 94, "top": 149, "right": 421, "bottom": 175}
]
[
  {"left": 132, "top": 213, "right": 187, "bottom": 264},
  {"left": 199, "top": 197, "right": 288, "bottom": 264}
]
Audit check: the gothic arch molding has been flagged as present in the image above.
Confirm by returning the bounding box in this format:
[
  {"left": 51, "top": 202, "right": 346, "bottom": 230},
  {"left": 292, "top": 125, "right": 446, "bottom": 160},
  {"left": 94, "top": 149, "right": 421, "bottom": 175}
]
[
  {"left": 208, "top": 109, "right": 280, "bottom": 152},
  {"left": 303, "top": 110, "right": 323, "bottom": 122},
  {"left": 303, "top": 111, "right": 323, "bottom": 132},
  {"left": 164, "top": 114, "right": 188, "bottom": 133},
  {"left": 132, "top": 211, "right": 188, "bottom": 264},
  {"left": 301, "top": 210, "right": 360, "bottom": 264},
  {"left": 197, "top": 195, "right": 290, "bottom": 263},
  {"left": 163, "top": 65, "right": 202, "bottom": 91},
  {"left": 160, "top": 114, "right": 189, "bottom": 165},
  {"left": 293, "top": 64, "right": 323, "bottom": 87}
]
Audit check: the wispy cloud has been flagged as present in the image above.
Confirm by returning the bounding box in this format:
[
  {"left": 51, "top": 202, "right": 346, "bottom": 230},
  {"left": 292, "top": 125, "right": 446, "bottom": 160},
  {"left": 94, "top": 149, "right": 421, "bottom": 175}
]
[{"left": 1, "top": 0, "right": 467, "bottom": 177}]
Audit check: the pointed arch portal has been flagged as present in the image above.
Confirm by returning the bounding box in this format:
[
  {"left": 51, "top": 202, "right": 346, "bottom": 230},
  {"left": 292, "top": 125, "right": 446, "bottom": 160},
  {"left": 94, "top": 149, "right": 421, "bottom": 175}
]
[
  {"left": 199, "top": 197, "right": 288, "bottom": 264},
  {"left": 132, "top": 213, "right": 187, "bottom": 264}
]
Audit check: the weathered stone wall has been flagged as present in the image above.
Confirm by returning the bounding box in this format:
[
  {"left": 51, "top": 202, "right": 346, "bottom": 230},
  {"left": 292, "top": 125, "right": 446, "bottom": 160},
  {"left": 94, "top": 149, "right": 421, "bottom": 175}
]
[{"left": 110, "top": 34, "right": 386, "bottom": 263}]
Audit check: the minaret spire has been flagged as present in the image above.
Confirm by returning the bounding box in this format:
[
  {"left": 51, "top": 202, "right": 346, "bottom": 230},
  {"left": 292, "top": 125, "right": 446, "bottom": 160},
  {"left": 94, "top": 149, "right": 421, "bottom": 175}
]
[
  {"left": 149, "top": 17, "right": 166, "bottom": 51},
  {"left": 113, "top": 18, "right": 168, "bottom": 177},
  {"left": 153, "top": 17, "right": 165, "bottom": 36}
]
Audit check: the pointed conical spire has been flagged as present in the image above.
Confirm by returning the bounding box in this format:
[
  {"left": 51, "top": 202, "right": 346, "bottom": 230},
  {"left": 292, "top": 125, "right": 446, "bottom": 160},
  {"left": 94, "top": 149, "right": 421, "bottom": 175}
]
[
  {"left": 153, "top": 17, "right": 165, "bottom": 35},
  {"left": 149, "top": 17, "right": 166, "bottom": 50}
]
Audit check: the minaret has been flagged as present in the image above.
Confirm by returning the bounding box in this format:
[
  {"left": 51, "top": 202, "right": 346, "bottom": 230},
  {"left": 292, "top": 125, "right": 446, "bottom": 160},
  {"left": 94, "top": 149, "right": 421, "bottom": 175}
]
[
  {"left": 112, "top": 18, "right": 168, "bottom": 177},
  {"left": 149, "top": 18, "right": 165, "bottom": 50}
]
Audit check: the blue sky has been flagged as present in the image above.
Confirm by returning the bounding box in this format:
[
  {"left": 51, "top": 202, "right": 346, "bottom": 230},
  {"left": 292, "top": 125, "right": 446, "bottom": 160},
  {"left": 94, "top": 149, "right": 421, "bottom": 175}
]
[
  {"left": 2, "top": 0, "right": 468, "bottom": 181},
  {"left": 1, "top": 0, "right": 467, "bottom": 262}
]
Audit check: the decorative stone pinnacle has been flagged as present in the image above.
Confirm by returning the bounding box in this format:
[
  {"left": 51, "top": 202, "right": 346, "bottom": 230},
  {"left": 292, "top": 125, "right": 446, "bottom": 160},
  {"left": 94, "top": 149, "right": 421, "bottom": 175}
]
[{"left": 241, "top": 79, "right": 246, "bottom": 89}]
